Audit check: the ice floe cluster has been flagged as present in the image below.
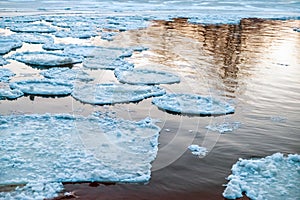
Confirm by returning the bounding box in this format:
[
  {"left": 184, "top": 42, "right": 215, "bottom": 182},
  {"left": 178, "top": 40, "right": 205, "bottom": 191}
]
[{"left": 223, "top": 153, "right": 300, "bottom": 200}]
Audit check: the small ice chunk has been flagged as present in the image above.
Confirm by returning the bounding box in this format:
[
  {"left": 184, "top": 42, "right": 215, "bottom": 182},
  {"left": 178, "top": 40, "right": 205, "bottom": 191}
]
[
  {"left": 223, "top": 153, "right": 300, "bottom": 200},
  {"left": 0, "top": 36, "right": 23, "bottom": 55},
  {"left": 270, "top": 116, "right": 287, "bottom": 122},
  {"left": 101, "top": 31, "right": 118, "bottom": 41},
  {"left": 0, "top": 57, "right": 10, "bottom": 66},
  {"left": 55, "top": 30, "right": 98, "bottom": 39},
  {"left": 0, "top": 88, "right": 24, "bottom": 100},
  {"left": 114, "top": 68, "right": 180, "bottom": 85},
  {"left": 188, "top": 145, "right": 207, "bottom": 156},
  {"left": 152, "top": 94, "right": 235, "bottom": 116},
  {"left": 12, "top": 33, "right": 54, "bottom": 44},
  {"left": 293, "top": 27, "right": 300, "bottom": 32},
  {"left": 42, "top": 42, "right": 67, "bottom": 51},
  {"left": 0, "top": 68, "right": 15, "bottom": 82},
  {"left": 11, "top": 51, "right": 83, "bottom": 67},
  {"left": 72, "top": 83, "right": 165, "bottom": 105},
  {"left": 10, "top": 79, "right": 73, "bottom": 96},
  {"left": 206, "top": 122, "right": 241, "bottom": 133},
  {"left": 40, "top": 67, "right": 94, "bottom": 82},
  {"left": 9, "top": 23, "right": 56, "bottom": 33}
]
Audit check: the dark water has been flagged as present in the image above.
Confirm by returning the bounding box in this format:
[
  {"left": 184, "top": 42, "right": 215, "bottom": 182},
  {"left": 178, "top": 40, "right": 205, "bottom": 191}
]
[{"left": 1, "top": 17, "right": 300, "bottom": 199}]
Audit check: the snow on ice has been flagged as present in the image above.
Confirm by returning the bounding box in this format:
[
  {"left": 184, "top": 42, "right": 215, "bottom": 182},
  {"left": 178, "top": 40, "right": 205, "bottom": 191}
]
[
  {"left": 72, "top": 83, "right": 165, "bottom": 105},
  {"left": 223, "top": 153, "right": 300, "bottom": 200},
  {"left": 40, "top": 67, "right": 94, "bottom": 82},
  {"left": 0, "top": 114, "right": 161, "bottom": 199},
  {"left": 188, "top": 145, "right": 207, "bottom": 156},
  {"left": 152, "top": 94, "right": 235, "bottom": 116},
  {"left": 115, "top": 68, "right": 180, "bottom": 85}
]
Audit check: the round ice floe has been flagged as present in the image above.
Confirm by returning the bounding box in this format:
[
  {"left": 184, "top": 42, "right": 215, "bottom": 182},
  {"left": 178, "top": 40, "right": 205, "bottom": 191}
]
[
  {"left": 40, "top": 67, "right": 94, "bottom": 82},
  {"left": 42, "top": 42, "right": 67, "bottom": 51},
  {"left": 0, "top": 68, "right": 15, "bottom": 82},
  {"left": 64, "top": 45, "right": 127, "bottom": 58},
  {"left": 10, "top": 79, "right": 73, "bottom": 96},
  {"left": 9, "top": 23, "right": 56, "bottom": 33},
  {"left": 12, "top": 33, "right": 54, "bottom": 44},
  {"left": 152, "top": 94, "right": 235, "bottom": 116},
  {"left": 83, "top": 57, "right": 134, "bottom": 70},
  {"left": 72, "top": 83, "right": 165, "bottom": 105},
  {"left": 55, "top": 30, "right": 98, "bottom": 39},
  {"left": 11, "top": 51, "right": 83, "bottom": 67},
  {"left": 0, "top": 88, "right": 24, "bottom": 100},
  {"left": 115, "top": 69, "right": 180, "bottom": 85},
  {"left": 0, "top": 36, "right": 23, "bottom": 55}
]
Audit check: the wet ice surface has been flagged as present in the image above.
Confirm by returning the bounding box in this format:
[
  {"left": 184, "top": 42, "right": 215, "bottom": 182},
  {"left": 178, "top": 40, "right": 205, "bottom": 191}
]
[
  {"left": 12, "top": 33, "right": 53, "bottom": 44},
  {"left": 9, "top": 79, "right": 73, "bottom": 96},
  {"left": 40, "top": 67, "right": 94, "bottom": 82},
  {"left": 0, "top": 36, "right": 23, "bottom": 55},
  {"left": 11, "top": 51, "right": 83, "bottom": 67},
  {"left": 72, "top": 83, "right": 165, "bottom": 105},
  {"left": 152, "top": 94, "right": 235, "bottom": 116},
  {"left": 188, "top": 145, "right": 207, "bottom": 156},
  {"left": 114, "top": 69, "right": 180, "bottom": 85},
  {"left": 9, "top": 23, "right": 56, "bottom": 33},
  {"left": 0, "top": 88, "right": 24, "bottom": 100},
  {"left": 0, "top": 114, "right": 160, "bottom": 199},
  {"left": 0, "top": 68, "right": 15, "bottom": 82},
  {"left": 223, "top": 153, "right": 300, "bottom": 200},
  {"left": 206, "top": 121, "right": 241, "bottom": 133}
]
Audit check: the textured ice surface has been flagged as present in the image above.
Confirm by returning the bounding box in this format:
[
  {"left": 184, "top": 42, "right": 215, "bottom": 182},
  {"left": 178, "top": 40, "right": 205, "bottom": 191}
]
[
  {"left": 0, "top": 68, "right": 15, "bottom": 82},
  {"left": 0, "top": 88, "right": 24, "bottom": 100},
  {"left": 223, "top": 153, "right": 300, "bottom": 200},
  {"left": 0, "top": 57, "right": 9, "bottom": 66},
  {"left": 83, "top": 57, "right": 134, "bottom": 70},
  {"left": 12, "top": 33, "right": 54, "bottom": 44},
  {"left": 11, "top": 51, "right": 83, "bottom": 67},
  {"left": 10, "top": 79, "right": 73, "bottom": 96},
  {"left": 101, "top": 32, "right": 118, "bottom": 41},
  {"left": 40, "top": 67, "right": 94, "bottom": 82},
  {"left": 42, "top": 42, "right": 67, "bottom": 51},
  {"left": 206, "top": 122, "right": 241, "bottom": 133},
  {"left": 152, "top": 94, "right": 235, "bottom": 116},
  {"left": 9, "top": 23, "right": 56, "bottom": 33},
  {"left": 188, "top": 145, "right": 207, "bottom": 156},
  {"left": 72, "top": 83, "right": 165, "bottom": 105},
  {"left": 115, "top": 68, "right": 180, "bottom": 85},
  {"left": 0, "top": 36, "right": 23, "bottom": 55},
  {"left": 55, "top": 30, "right": 98, "bottom": 39},
  {"left": 0, "top": 114, "right": 160, "bottom": 199}
]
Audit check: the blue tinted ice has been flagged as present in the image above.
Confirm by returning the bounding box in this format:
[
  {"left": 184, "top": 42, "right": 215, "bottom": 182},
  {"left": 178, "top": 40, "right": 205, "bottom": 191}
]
[
  {"left": 0, "top": 36, "right": 23, "bottom": 55},
  {"left": 9, "top": 23, "right": 56, "bottom": 33},
  {"left": 12, "top": 33, "right": 54, "bottom": 44},
  {"left": 40, "top": 67, "right": 94, "bottom": 82},
  {"left": 0, "top": 68, "right": 15, "bottom": 82},
  {"left": 0, "top": 88, "right": 24, "bottom": 100}
]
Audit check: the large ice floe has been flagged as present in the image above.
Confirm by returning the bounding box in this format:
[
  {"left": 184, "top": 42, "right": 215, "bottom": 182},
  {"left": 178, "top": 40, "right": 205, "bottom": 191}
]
[
  {"left": 223, "top": 153, "right": 300, "bottom": 200},
  {"left": 9, "top": 23, "right": 56, "bottom": 33},
  {"left": 0, "top": 36, "right": 23, "bottom": 55},
  {"left": 0, "top": 68, "right": 15, "bottom": 82},
  {"left": 115, "top": 68, "right": 180, "bottom": 85},
  {"left": 40, "top": 67, "right": 94, "bottom": 82},
  {"left": 10, "top": 51, "right": 83, "bottom": 67},
  {"left": 0, "top": 114, "right": 161, "bottom": 200},
  {"left": 9, "top": 79, "right": 73, "bottom": 96},
  {"left": 152, "top": 94, "right": 235, "bottom": 116},
  {"left": 12, "top": 33, "right": 54, "bottom": 44},
  {"left": 72, "top": 83, "right": 165, "bottom": 105}
]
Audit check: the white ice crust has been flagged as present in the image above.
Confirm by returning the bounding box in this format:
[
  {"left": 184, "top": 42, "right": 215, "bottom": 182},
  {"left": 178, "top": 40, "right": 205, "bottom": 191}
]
[
  {"left": 152, "top": 94, "right": 235, "bottom": 116},
  {"left": 115, "top": 68, "right": 180, "bottom": 85},
  {"left": 188, "top": 145, "right": 207, "bottom": 156},
  {"left": 0, "top": 36, "right": 23, "bottom": 55},
  {"left": 223, "top": 153, "right": 300, "bottom": 200},
  {"left": 40, "top": 67, "right": 94, "bottom": 82},
  {"left": 11, "top": 51, "right": 83, "bottom": 67},
  {"left": 72, "top": 83, "right": 165, "bottom": 105},
  {"left": 0, "top": 114, "right": 161, "bottom": 199},
  {"left": 0, "top": 68, "right": 15, "bottom": 82},
  {"left": 10, "top": 79, "right": 73, "bottom": 96}
]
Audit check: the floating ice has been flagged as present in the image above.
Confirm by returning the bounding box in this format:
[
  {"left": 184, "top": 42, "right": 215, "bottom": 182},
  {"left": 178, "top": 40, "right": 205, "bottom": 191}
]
[
  {"left": 152, "top": 94, "right": 235, "bottom": 116},
  {"left": 115, "top": 68, "right": 180, "bottom": 85},
  {"left": 83, "top": 56, "right": 134, "bottom": 70},
  {"left": 0, "top": 88, "right": 24, "bottom": 100},
  {"left": 10, "top": 79, "right": 73, "bottom": 96},
  {"left": 72, "top": 83, "right": 165, "bottom": 105},
  {"left": 188, "top": 145, "right": 207, "bottom": 156},
  {"left": 101, "top": 32, "right": 118, "bottom": 41},
  {"left": 0, "top": 57, "right": 9, "bottom": 66},
  {"left": 270, "top": 116, "right": 287, "bottom": 123},
  {"left": 0, "top": 68, "right": 15, "bottom": 82},
  {"left": 11, "top": 51, "right": 83, "bottom": 67},
  {"left": 293, "top": 27, "right": 300, "bottom": 32},
  {"left": 0, "top": 114, "right": 160, "bottom": 199},
  {"left": 206, "top": 121, "right": 241, "bottom": 133},
  {"left": 223, "top": 153, "right": 300, "bottom": 200},
  {"left": 40, "top": 67, "right": 94, "bottom": 82},
  {"left": 0, "top": 36, "right": 23, "bottom": 55},
  {"left": 12, "top": 33, "right": 54, "bottom": 44},
  {"left": 9, "top": 23, "right": 56, "bottom": 33},
  {"left": 55, "top": 30, "right": 98, "bottom": 39},
  {"left": 42, "top": 42, "right": 67, "bottom": 51}
]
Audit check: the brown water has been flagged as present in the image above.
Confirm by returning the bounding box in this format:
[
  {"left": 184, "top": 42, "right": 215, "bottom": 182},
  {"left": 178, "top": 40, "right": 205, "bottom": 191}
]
[{"left": 1, "top": 18, "right": 300, "bottom": 200}]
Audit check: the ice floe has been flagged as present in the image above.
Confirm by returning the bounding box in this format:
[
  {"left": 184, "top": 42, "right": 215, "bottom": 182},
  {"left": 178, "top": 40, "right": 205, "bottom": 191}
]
[
  {"left": 188, "top": 145, "right": 207, "bottom": 156},
  {"left": 0, "top": 57, "right": 9, "bottom": 66},
  {"left": 72, "top": 83, "right": 165, "bottom": 105},
  {"left": 12, "top": 33, "right": 54, "bottom": 44},
  {"left": 152, "top": 94, "right": 235, "bottom": 116},
  {"left": 0, "top": 114, "right": 160, "bottom": 199},
  {"left": 0, "top": 36, "right": 23, "bottom": 55},
  {"left": 293, "top": 27, "right": 300, "bottom": 32},
  {"left": 40, "top": 67, "right": 94, "bottom": 82},
  {"left": 101, "top": 32, "right": 118, "bottom": 41},
  {"left": 0, "top": 88, "right": 24, "bottom": 100},
  {"left": 0, "top": 68, "right": 15, "bottom": 82},
  {"left": 10, "top": 51, "right": 83, "bottom": 67},
  {"left": 9, "top": 23, "right": 56, "bottom": 33},
  {"left": 206, "top": 121, "right": 241, "bottom": 133},
  {"left": 10, "top": 79, "right": 73, "bottom": 96},
  {"left": 42, "top": 42, "right": 67, "bottom": 51},
  {"left": 115, "top": 68, "right": 180, "bottom": 85},
  {"left": 223, "top": 153, "right": 300, "bottom": 200},
  {"left": 55, "top": 30, "right": 98, "bottom": 39},
  {"left": 83, "top": 57, "right": 134, "bottom": 70}
]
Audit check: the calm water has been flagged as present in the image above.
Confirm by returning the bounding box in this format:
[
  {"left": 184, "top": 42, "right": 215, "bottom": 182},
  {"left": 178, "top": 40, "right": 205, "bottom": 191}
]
[{"left": 0, "top": 1, "right": 300, "bottom": 200}]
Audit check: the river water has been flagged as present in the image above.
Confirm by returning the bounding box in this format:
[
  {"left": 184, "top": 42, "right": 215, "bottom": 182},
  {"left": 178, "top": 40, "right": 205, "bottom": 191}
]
[{"left": 0, "top": 1, "right": 299, "bottom": 199}]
